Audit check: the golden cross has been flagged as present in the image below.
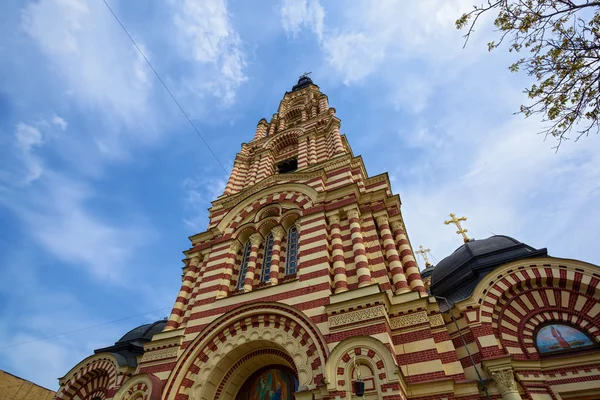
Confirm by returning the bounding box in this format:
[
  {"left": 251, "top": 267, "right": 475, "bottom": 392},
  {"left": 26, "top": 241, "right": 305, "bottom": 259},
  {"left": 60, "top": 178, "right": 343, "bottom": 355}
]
[
  {"left": 444, "top": 213, "right": 471, "bottom": 243},
  {"left": 299, "top": 71, "right": 312, "bottom": 79},
  {"left": 415, "top": 245, "right": 431, "bottom": 267}
]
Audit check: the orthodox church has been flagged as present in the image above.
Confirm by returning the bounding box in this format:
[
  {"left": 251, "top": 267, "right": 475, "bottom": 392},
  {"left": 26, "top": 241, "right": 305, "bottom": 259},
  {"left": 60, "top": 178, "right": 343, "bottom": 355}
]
[{"left": 55, "top": 76, "right": 600, "bottom": 400}]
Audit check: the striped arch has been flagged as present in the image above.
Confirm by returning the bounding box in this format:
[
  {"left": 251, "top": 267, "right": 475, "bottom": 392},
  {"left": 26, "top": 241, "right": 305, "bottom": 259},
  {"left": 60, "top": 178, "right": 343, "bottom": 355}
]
[
  {"left": 56, "top": 353, "right": 122, "bottom": 400},
  {"left": 264, "top": 128, "right": 303, "bottom": 155},
  {"left": 326, "top": 336, "right": 403, "bottom": 399},
  {"left": 113, "top": 373, "right": 163, "bottom": 400},
  {"left": 471, "top": 258, "right": 600, "bottom": 360},
  {"left": 163, "top": 302, "right": 329, "bottom": 400},
  {"left": 217, "top": 183, "right": 318, "bottom": 234}
]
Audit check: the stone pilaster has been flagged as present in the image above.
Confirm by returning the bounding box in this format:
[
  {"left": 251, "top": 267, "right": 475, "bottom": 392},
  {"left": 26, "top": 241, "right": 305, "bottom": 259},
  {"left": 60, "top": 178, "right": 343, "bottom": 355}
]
[
  {"left": 376, "top": 215, "right": 410, "bottom": 295},
  {"left": 243, "top": 233, "right": 263, "bottom": 292},
  {"left": 491, "top": 369, "right": 521, "bottom": 400},
  {"left": 254, "top": 119, "right": 268, "bottom": 140},
  {"left": 390, "top": 220, "right": 425, "bottom": 293},
  {"left": 247, "top": 155, "right": 260, "bottom": 187},
  {"left": 346, "top": 207, "right": 372, "bottom": 288},
  {"left": 217, "top": 241, "right": 242, "bottom": 299},
  {"left": 297, "top": 137, "right": 309, "bottom": 169},
  {"left": 165, "top": 255, "right": 201, "bottom": 330},
  {"left": 269, "top": 226, "right": 285, "bottom": 285},
  {"left": 331, "top": 126, "right": 344, "bottom": 154},
  {"left": 308, "top": 135, "right": 317, "bottom": 165},
  {"left": 328, "top": 212, "right": 348, "bottom": 293}
]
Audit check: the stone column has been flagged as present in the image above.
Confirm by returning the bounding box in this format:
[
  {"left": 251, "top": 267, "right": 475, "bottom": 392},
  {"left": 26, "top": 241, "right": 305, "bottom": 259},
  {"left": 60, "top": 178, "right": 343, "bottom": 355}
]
[
  {"left": 301, "top": 109, "right": 308, "bottom": 122},
  {"left": 331, "top": 126, "right": 344, "bottom": 154},
  {"left": 347, "top": 208, "right": 372, "bottom": 288},
  {"left": 165, "top": 255, "right": 200, "bottom": 330},
  {"left": 217, "top": 241, "right": 242, "bottom": 299},
  {"left": 491, "top": 369, "right": 522, "bottom": 400},
  {"left": 268, "top": 114, "right": 278, "bottom": 136},
  {"left": 308, "top": 135, "right": 317, "bottom": 165},
  {"left": 390, "top": 220, "right": 426, "bottom": 293},
  {"left": 181, "top": 253, "right": 208, "bottom": 326},
  {"left": 328, "top": 213, "right": 348, "bottom": 293},
  {"left": 375, "top": 215, "right": 410, "bottom": 295},
  {"left": 254, "top": 119, "right": 268, "bottom": 140},
  {"left": 224, "top": 160, "right": 241, "bottom": 195},
  {"left": 243, "top": 233, "right": 263, "bottom": 292},
  {"left": 269, "top": 226, "right": 286, "bottom": 285},
  {"left": 247, "top": 155, "right": 260, "bottom": 187},
  {"left": 298, "top": 137, "right": 309, "bottom": 169}
]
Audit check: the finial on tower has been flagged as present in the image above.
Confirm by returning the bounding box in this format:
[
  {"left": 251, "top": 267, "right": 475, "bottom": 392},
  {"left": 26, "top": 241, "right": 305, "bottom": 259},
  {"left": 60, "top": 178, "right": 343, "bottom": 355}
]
[
  {"left": 415, "top": 245, "right": 431, "bottom": 267},
  {"left": 299, "top": 71, "right": 312, "bottom": 79},
  {"left": 444, "top": 213, "right": 471, "bottom": 243}
]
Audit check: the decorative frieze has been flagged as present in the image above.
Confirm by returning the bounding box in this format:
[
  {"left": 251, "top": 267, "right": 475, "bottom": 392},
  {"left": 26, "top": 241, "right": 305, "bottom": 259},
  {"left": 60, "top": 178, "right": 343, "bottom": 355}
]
[
  {"left": 389, "top": 311, "right": 429, "bottom": 329},
  {"left": 329, "top": 306, "right": 387, "bottom": 328},
  {"left": 140, "top": 346, "right": 178, "bottom": 362}
]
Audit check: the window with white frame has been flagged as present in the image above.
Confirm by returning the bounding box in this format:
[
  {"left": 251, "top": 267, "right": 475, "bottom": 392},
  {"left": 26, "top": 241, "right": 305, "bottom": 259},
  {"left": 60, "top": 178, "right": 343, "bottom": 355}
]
[
  {"left": 261, "top": 233, "right": 274, "bottom": 282},
  {"left": 285, "top": 226, "right": 298, "bottom": 275}
]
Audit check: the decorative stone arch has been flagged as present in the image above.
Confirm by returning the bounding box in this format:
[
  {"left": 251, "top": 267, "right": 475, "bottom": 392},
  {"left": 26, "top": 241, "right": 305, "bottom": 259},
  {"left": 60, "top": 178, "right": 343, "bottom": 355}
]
[
  {"left": 217, "top": 183, "right": 318, "bottom": 233},
  {"left": 163, "top": 302, "right": 329, "bottom": 400},
  {"left": 113, "top": 373, "right": 163, "bottom": 400},
  {"left": 255, "top": 204, "right": 282, "bottom": 222},
  {"left": 326, "top": 336, "right": 402, "bottom": 399},
  {"left": 264, "top": 129, "right": 303, "bottom": 155},
  {"left": 57, "top": 353, "right": 122, "bottom": 400},
  {"left": 469, "top": 257, "right": 600, "bottom": 360}
]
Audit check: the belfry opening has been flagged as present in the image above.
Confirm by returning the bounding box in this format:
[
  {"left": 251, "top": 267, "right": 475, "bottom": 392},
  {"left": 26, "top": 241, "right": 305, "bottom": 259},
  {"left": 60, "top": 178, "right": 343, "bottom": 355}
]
[{"left": 54, "top": 75, "right": 600, "bottom": 400}]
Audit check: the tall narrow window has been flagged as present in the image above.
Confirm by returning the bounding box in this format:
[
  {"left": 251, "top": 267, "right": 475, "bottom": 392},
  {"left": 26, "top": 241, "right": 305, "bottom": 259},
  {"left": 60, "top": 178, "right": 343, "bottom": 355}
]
[
  {"left": 261, "top": 233, "right": 274, "bottom": 282},
  {"left": 237, "top": 240, "right": 252, "bottom": 289},
  {"left": 285, "top": 226, "right": 298, "bottom": 275}
]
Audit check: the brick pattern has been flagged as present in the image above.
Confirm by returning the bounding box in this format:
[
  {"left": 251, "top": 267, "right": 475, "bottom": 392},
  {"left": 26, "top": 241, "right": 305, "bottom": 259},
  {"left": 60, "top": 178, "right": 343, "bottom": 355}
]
[{"left": 56, "top": 358, "right": 118, "bottom": 400}]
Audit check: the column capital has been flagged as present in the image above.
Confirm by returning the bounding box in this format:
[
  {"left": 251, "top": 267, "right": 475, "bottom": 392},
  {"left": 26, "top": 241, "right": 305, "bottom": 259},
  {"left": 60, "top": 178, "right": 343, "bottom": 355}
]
[
  {"left": 230, "top": 240, "right": 243, "bottom": 253},
  {"left": 345, "top": 207, "right": 360, "bottom": 220},
  {"left": 375, "top": 214, "right": 389, "bottom": 227},
  {"left": 390, "top": 219, "right": 404, "bottom": 231},
  {"left": 271, "top": 226, "right": 285, "bottom": 239},
  {"left": 491, "top": 369, "right": 519, "bottom": 396},
  {"left": 188, "top": 255, "right": 201, "bottom": 266},
  {"left": 326, "top": 212, "right": 341, "bottom": 225},
  {"left": 249, "top": 232, "right": 263, "bottom": 246}
]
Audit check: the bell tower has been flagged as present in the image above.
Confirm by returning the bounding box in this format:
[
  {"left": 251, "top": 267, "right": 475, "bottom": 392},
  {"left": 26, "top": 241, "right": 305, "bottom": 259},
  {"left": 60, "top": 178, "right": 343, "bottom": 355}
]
[{"left": 140, "top": 76, "right": 429, "bottom": 400}]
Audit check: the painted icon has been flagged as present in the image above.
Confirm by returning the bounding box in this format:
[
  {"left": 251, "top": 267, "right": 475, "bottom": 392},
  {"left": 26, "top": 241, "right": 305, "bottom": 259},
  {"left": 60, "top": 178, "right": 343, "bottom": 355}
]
[
  {"left": 536, "top": 324, "right": 594, "bottom": 353},
  {"left": 236, "top": 366, "right": 297, "bottom": 400}
]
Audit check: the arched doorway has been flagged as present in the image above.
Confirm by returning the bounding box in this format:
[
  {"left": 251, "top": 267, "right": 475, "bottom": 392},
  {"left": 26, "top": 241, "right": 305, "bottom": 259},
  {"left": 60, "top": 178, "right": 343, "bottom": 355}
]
[{"left": 234, "top": 365, "right": 298, "bottom": 400}]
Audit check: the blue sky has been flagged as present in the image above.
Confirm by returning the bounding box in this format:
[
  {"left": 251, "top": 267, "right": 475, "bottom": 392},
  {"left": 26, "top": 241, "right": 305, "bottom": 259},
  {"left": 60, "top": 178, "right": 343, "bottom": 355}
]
[{"left": 0, "top": 0, "right": 599, "bottom": 390}]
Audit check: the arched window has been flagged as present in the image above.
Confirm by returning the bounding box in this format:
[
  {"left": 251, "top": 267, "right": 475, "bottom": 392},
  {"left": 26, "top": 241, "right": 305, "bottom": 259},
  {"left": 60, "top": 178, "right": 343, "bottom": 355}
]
[
  {"left": 535, "top": 323, "right": 596, "bottom": 354},
  {"left": 237, "top": 240, "right": 252, "bottom": 289},
  {"left": 285, "top": 226, "right": 298, "bottom": 275},
  {"left": 261, "top": 233, "right": 274, "bottom": 282}
]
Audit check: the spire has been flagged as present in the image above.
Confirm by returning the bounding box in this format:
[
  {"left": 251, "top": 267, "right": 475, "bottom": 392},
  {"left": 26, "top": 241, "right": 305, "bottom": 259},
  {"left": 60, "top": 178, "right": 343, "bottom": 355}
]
[{"left": 291, "top": 72, "right": 314, "bottom": 92}]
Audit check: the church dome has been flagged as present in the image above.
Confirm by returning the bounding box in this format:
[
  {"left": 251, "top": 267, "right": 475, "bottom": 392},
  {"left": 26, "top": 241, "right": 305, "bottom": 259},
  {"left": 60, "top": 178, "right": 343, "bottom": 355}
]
[
  {"left": 430, "top": 235, "right": 547, "bottom": 305},
  {"left": 94, "top": 319, "right": 167, "bottom": 368},
  {"left": 116, "top": 319, "right": 167, "bottom": 345}
]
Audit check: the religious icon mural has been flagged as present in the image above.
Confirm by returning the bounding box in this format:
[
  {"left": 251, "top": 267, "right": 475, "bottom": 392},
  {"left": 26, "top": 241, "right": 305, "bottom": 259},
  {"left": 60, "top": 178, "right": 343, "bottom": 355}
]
[
  {"left": 236, "top": 366, "right": 298, "bottom": 400},
  {"left": 535, "top": 324, "right": 595, "bottom": 354}
]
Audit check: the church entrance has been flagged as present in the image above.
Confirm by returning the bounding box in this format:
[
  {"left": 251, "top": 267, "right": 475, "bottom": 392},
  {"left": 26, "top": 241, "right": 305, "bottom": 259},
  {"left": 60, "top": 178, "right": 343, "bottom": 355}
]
[{"left": 235, "top": 365, "right": 298, "bottom": 400}]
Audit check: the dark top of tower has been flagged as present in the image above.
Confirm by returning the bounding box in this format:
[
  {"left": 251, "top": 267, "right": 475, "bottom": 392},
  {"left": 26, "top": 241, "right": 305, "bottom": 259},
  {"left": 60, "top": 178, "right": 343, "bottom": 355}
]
[
  {"left": 94, "top": 319, "right": 166, "bottom": 368},
  {"left": 291, "top": 74, "right": 314, "bottom": 92},
  {"left": 430, "top": 235, "right": 547, "bottom": 305}
]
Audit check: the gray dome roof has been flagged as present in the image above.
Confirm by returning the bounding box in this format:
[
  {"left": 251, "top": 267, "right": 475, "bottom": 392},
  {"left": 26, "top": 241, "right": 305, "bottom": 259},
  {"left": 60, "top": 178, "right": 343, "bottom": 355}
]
[
  {"left": 117, "top": 320, "right": 167, "bottom": 345},
  {"left": 430, "top": 235, "right": 547, "bottom": 305},
  {"left": 94, "top": 319, "right": 167, "bottom": 368},
  {"left": 420, "top": 264, "right": 435, "bottom": 279}
]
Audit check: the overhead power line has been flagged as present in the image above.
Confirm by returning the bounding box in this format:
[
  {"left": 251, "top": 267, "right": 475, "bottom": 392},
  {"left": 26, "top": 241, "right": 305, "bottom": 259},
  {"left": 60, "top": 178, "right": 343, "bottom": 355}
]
[
  {"left": 0, "top": 307, "right": 171, "bottom": 351},
  {"left": 100, "top": 0, "right": 229, "bottom": 176}
]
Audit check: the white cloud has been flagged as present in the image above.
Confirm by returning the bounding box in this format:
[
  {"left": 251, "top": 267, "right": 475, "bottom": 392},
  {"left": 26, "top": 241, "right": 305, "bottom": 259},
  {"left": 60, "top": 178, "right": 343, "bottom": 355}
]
[
  {"left": 280, "top": 0, "right": 324, "bottom": 39},
  {"left": 182, "top": 169, "right": 227, "bottom": 231},
  {"left": 21, "top": 0, "right": 153, "bottom": 124},
  {"left": 14, "top": 123, "right": 44, "bottom": 184},
  {"left": 171, "top": 0, "right": 248, "bottom": 106}
]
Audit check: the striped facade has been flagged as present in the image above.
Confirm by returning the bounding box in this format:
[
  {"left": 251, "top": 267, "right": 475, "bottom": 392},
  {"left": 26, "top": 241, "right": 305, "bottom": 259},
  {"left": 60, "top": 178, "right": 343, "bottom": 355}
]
[{"left": 57, "top": 79, "right": 600, "bottom": 400}]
